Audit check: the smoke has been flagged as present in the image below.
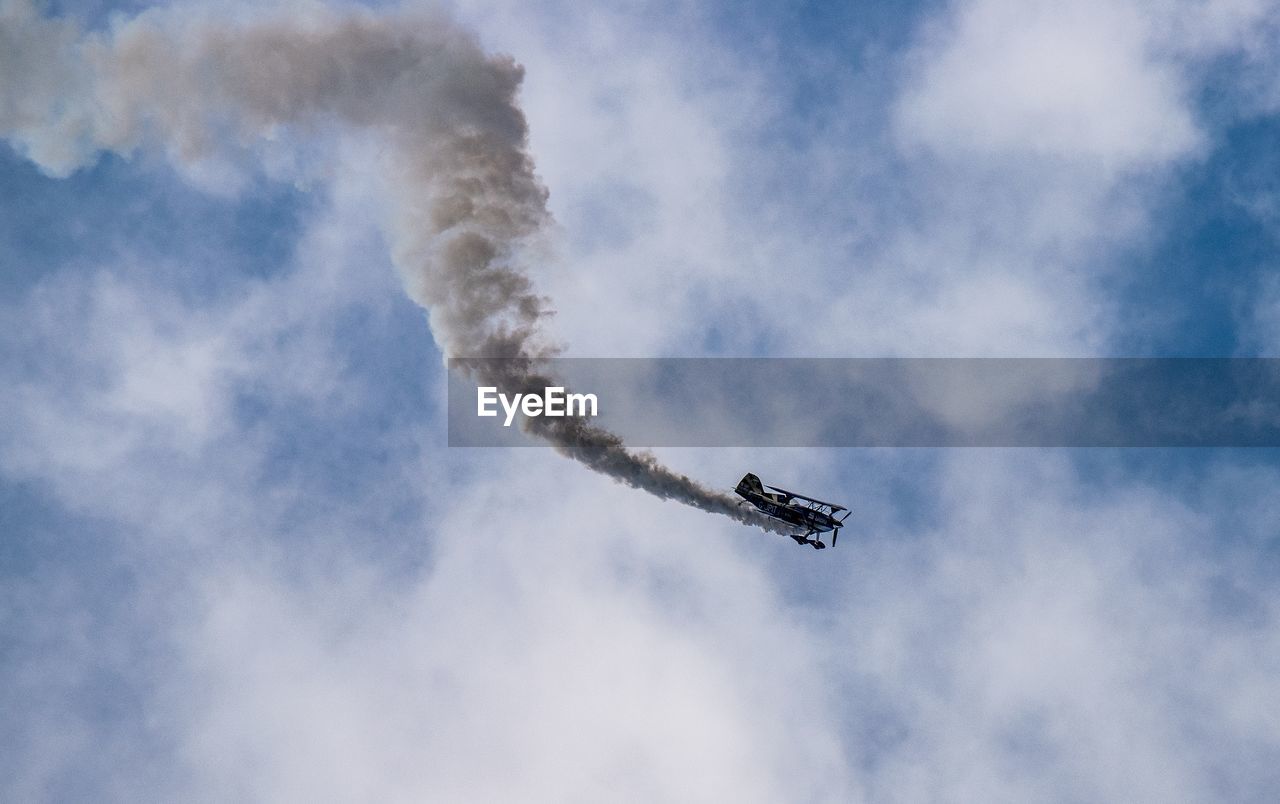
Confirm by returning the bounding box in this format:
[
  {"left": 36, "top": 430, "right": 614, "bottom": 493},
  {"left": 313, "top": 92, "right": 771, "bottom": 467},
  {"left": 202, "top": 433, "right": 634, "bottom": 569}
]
[{"left": 0, "top": 1, "right": 793, "bottom": 537}]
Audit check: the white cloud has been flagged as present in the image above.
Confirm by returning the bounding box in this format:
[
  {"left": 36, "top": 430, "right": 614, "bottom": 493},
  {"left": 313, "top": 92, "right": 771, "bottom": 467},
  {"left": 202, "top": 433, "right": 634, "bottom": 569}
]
[
  {"left": 442, "top": 0, "right": 1231, "bottom": 357},
  {"left": 442, "top": 0, "right": 749, "bottom": 357},
  {"left": 826, "top": 450, "right": 1280, "bottom": 801},
  {"left": 4, "top": 1, "right": 1280, "bottom": 801},
  {"left": 163, "top": 452, "right": 856, "bottom": 802},
  {"left": 0, "top": 0, "right": 96, "bottom": 176},
  {"left": 895, "top": 0, "right": 1203, "bottom": 169}
]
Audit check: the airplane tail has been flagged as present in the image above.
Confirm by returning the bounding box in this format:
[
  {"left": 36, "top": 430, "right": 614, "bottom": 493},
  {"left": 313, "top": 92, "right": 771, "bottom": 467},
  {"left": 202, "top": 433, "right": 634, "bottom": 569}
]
[{"left": 735, "top": 473, "right": 764, "bottom": 498}]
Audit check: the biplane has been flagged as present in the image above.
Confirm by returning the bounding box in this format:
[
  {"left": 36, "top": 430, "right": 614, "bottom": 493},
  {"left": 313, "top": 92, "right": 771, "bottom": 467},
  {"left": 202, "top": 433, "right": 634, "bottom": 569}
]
[{"left": 735, "top": 473, "right": 850, "bottom": 550}]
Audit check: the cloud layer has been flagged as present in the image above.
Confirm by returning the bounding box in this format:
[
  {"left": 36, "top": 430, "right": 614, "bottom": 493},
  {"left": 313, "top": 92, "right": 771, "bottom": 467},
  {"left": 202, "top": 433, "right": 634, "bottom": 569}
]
[{"left": 3, "top": 0, "right": 1280, "bottom": 801}]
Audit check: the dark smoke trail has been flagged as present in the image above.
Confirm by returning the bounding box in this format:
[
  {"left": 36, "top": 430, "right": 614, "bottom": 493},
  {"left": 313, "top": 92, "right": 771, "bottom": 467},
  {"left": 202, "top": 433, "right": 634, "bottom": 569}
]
[{"left": 0, "top": 1, "right": 793, "bottom": 536}]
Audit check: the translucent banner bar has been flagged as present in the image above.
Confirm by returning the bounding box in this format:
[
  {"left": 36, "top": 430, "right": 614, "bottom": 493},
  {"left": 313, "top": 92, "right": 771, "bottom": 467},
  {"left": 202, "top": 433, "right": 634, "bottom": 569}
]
[{"left": 447, "top": 358, "right": 1280, "bottom": 447}]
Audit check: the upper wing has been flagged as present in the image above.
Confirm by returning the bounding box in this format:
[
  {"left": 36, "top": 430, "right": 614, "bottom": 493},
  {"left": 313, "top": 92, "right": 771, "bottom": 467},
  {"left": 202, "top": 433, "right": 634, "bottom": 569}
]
[{"left": 764, "top": 485, "right": 847, "bottom": 512}]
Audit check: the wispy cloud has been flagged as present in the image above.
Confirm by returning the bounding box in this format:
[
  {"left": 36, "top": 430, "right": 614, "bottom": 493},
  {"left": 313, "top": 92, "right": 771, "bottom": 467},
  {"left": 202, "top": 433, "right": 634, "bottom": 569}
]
[{"left": 3, "top": 0, "right": 1280, "bottom": 801}]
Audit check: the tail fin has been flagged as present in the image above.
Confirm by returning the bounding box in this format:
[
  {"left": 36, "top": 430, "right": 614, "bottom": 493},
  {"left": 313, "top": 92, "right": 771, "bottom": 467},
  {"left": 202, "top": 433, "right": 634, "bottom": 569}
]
[{"left": 735, "top": 473, "right": 764, "bottom": 498}]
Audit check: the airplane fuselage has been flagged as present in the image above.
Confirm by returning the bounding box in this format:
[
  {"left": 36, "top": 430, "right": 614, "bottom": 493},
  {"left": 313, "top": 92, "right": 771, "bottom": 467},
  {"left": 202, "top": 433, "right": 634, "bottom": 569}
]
[{"left": 739, "top": 491, "right": 840, "bottom": 533}]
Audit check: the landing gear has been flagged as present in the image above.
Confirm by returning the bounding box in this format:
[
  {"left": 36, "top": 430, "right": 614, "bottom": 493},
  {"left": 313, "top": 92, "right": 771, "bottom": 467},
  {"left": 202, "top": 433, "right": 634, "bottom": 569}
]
[{"left": 791, "top": 530, "right": 826, "bottom": 549}]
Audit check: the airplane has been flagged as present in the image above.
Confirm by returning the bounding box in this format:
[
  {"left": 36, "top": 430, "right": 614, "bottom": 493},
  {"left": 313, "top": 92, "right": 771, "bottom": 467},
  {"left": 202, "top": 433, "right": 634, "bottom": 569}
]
[{"left": 734, "top": 473, "right": 850, "bottom": 550}]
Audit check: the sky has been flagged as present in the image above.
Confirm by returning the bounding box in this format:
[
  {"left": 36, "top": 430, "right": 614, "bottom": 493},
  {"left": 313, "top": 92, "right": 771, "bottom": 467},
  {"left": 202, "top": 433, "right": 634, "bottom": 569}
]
[{"left": 3, "top": 0, "right": 1280, "bottom": 801}]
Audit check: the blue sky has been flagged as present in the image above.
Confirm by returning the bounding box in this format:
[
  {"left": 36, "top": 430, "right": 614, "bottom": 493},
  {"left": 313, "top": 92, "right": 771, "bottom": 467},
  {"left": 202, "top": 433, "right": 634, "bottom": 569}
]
[{"left": 4, "top": 0, "right": 1280, "bottom": 800}]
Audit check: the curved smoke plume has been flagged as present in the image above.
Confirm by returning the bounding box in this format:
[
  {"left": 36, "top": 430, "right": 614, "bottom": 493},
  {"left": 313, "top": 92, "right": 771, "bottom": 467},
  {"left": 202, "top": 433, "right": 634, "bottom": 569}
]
[{"left": 0, "top": 0, "right": 792, "bottom": 537}]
